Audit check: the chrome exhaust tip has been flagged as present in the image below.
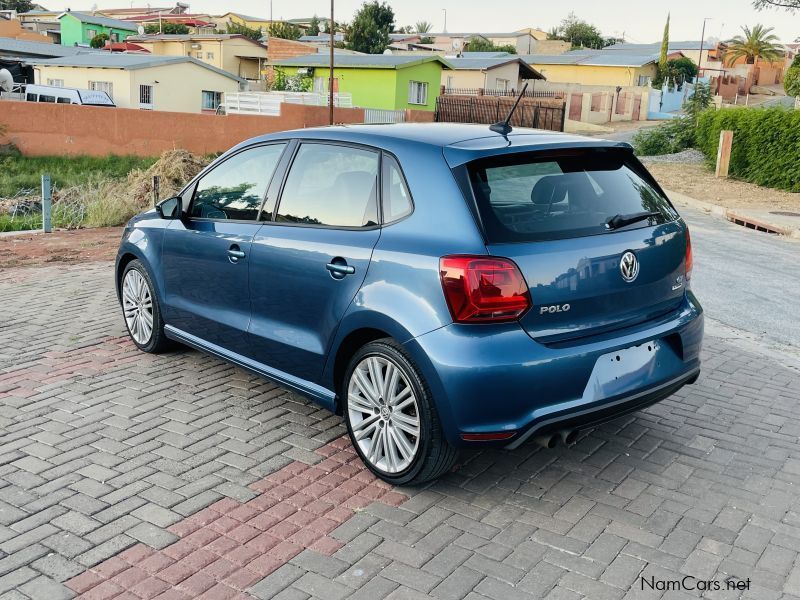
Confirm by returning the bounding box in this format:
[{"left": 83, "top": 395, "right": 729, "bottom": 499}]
[
  {"left": 559, "top": 429, "right": 579, "bottom": 446},
  {"left": 533, "top": 434, "right": 559, "bottom": 449}
]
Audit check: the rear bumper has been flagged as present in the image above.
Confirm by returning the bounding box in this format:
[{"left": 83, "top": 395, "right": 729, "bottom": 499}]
[
  {"left": 505, "top": 366, "right": 699, "bottom": 449},
  {"left": 403, "top": 292, "right": 703, "bottom": 448}
]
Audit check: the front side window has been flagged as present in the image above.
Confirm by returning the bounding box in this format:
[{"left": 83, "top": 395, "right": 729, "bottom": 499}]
[
  {"left": 467, "top": 149, "right": 678, "bottom": 242},
  {"left": 276, "top": 143, "right": 379, "bottom": 227},
  {"left": 408, "top": 80, "right": 428, "bottom": 105},
  {"left": 382, "top": 155, "right": 413, "bottom": 223},
  {"left": 201, "top": 90, "right": 222, "bottom": 111},
  {"left": 190, "top": 143, "right": 287, "bottom": 221}
]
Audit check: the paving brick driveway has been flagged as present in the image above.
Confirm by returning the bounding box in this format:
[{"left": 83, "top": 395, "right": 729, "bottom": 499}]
[{"left": 2, "top": 261, "right": 800, "bottom": 600}]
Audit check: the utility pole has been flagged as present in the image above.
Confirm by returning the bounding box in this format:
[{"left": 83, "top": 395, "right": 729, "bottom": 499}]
[
  {"left": 329, "top": 0, "right": 334, "bottom": 125},
  {"left": 698, "top": 18, "right": 712, "bottom": 79}
]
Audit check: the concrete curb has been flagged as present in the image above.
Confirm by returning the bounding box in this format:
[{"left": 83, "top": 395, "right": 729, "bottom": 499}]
[{"left": 664, "top": 188, "right": 800, "bottom": 240}]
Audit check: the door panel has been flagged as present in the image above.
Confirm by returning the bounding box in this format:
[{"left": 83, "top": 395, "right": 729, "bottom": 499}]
[
  {"left": 162, "top": 220, "right": 261, "bottom": 355},
  {"left": 246, "top": 141, "right": 382, "bottom": 383},
  {"left": 247, "top": 226, "right": 380, "bottom": 382},
  {"left": 161, "top": 142, "right": 287, "bottom": 355}
]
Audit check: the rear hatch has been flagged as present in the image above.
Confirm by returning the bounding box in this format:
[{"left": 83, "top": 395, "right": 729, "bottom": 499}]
[{"left": 454, "top": 145, "right": 688, "bottom": 343}]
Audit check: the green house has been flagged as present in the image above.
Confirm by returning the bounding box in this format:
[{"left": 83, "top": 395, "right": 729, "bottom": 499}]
[
  {"left": 58, "top": 11, "right": 138, "bottom": 47},
  {"left": 271, "top": 54, "right": 452, "bottom": 112}
]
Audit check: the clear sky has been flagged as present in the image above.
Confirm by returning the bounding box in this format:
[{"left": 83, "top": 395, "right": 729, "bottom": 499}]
[{"left": 54, "top": 0, "right": 800, "bottom": 43}]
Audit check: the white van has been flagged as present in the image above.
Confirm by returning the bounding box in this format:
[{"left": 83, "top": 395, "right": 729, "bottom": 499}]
[{"left": 23, "top": 84, "right": 115, "bottom": 107}]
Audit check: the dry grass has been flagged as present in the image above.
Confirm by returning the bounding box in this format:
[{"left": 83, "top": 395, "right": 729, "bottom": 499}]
[{"left": 53, "top": 150, "right": 210, "bottom": 228}]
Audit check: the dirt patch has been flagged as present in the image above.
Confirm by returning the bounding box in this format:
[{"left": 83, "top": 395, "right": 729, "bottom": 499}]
[
  {"left": 649, "top": 163, "right": 800, "bottom": 211},
  {"left": 0, "top": 227, "right": 121, "bottom": 270}
]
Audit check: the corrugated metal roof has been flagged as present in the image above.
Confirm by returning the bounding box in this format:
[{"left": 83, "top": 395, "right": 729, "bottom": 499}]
[
  {"left": 458, "top": 51, "right": 512, "bottom": 59},
  {"left": 25, "top": 53, "right": 244, "bottom": 81},
  {"left": 0, "top": 36, "right": 98, "bottom": 58},
  {"left": 523, "top": 50, "right": 659, "bottom": 67},
  {"left": 605, "top": 41, "right": 707, "bottom": 51},
  {"left": 297, "top": 34, "right": 344, "bottom": 42},
  {"left": 59, "top": 11, "right": 138, "bottom": 31},
  {"left": 272, "top": 54, "right": 452, "bottom": 69},
  {"left": 445, "top": 56, "right": 544, "bottom": 78}
]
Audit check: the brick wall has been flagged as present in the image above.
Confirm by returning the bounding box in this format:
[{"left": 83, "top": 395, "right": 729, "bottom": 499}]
[
  {"left": 0, "top": 101, "right": 367, "bottom": 157},
  {"left": 266, "top": 38, "right": 317, "bottom": 62}
]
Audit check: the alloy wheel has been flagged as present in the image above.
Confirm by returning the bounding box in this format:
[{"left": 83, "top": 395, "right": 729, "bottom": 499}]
[
  {"left": 122, "top": 269, "right": 154, "bottom": 345},
  {"left": 347, "top": 355, "right": 420, "bottom": 474}
]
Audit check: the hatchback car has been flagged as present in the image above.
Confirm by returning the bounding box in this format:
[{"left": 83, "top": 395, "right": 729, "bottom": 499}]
[{"left": 116, "top": 123, "right": 703, "bottom": 484}]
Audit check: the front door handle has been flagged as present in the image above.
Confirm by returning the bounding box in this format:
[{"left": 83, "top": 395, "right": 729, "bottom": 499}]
[
  {"left": 228, "top": 245, "right": 246, "bottom": 263},
  {"left": 326, "top": 262, "right": 355, "bottom": 278}
]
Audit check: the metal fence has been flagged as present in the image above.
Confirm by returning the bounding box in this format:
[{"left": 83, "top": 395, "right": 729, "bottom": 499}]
[
  {"left": 221, "top": 91, "right": 353, "bottom": 116},
  {"left": 442, "top": 87, "right": 565, "bottom": 99},
  {"left": 363, "top": 108, "right": 407, "bottom": 124},
  {"left": 435, "top": 95, "right": 566, "bottom": 132}
]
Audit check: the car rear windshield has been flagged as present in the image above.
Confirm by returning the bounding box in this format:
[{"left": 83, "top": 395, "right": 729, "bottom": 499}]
[{"left": 466, "top": 148, "right": 678, "bottom": 242}]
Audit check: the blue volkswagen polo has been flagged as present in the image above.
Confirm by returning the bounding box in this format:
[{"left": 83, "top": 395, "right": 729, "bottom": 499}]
[{"left": 116, "top": 123, "right": 703, "bottom": 484}]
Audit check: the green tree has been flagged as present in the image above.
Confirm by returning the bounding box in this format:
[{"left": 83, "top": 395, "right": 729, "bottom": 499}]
[
  {"left": 785, "top": 55, "right": 800, "bottom": 96},
  {"left": 307, "top": 15, "right": 320, "bottom": 36},
  {"left": 225, "top": 20, "right": 263, "bottom": 41},
  {"left": 684, "top": 81, "right": 712, "bottom": 123},
  {"left": 267, "top": 21, "right": 302, "bottom": 40},
  {"left": 0, "top": 0, "right": 34, "bottom": 12},
  {"left": 725, "top": 24, "right": 784, "bottom": 65},
  {"left": 658, "top": 14, "right": 670, "bottom": 79},
  {"left": 346, "top": 1, "right": 394, "bottom": 54},
  {"left": 462, "top": 37, "right": 516, "bottom": 54},
  {"left": 144, "top": 22, "right": 189, "bottom": 34},
  {"left": 89, "top": 32, "right": 109, "bottom": 48},
  {"left": 667, "top": 57, "right": 699, "bottom": 88},
  {"left": 415, "top": 20, "right": 432, "bottom": 34},
  {"left": 556, "top": 12, "right": 607, "bottom": 49}
]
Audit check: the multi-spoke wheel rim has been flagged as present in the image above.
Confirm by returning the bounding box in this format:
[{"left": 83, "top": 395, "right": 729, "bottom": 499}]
[
  {"left": 122, "top": 270, "right": 154, "bottom": 345},
  {"left": 347, "top": 355, "right": 420, "bottom": 474}
]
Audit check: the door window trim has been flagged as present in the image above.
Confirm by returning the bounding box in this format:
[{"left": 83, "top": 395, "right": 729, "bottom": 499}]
[
  {"left": 184, "top": 141, "right": 291, "bottom": 224},
  {"left": 267, "top": 140, "right": 384, "bottom": 232}
]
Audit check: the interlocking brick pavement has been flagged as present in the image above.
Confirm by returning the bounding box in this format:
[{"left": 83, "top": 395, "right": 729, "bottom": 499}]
[{"left": 2, "top": 261, "right": 800, "bottom": 600}]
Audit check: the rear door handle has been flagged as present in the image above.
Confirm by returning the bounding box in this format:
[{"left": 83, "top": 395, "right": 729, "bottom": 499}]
[{"left": 326, "top": 262, "right": 355, "bottom": 277}]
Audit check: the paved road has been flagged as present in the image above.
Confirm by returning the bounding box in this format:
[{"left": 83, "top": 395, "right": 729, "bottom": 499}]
[
  {"left": 1, "top": 212, "right": 800, "bottom": 600},
  {"left": 681, "top": 205, "right": 800, "bottom": 357}
]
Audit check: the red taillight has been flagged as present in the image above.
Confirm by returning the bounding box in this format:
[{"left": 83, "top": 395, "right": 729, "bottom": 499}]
[
  {"left": 439, "top": 255, "right": 531, "bottom": 323},
  {"left": 685, "top": 228, "right": 693, "bottom": 281}
]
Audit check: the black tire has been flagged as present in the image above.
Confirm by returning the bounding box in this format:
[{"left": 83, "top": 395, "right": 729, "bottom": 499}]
[
  {"left": 120, "top": 259, "right": 170, "bottom": 353},
  {"left": 342, "top": 338, "right": 458, "bottom": 485}
]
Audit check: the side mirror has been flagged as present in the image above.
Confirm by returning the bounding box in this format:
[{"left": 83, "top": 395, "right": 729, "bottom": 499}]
[{"left": 156, "top": 196, "right": 181, "bottom": 219}]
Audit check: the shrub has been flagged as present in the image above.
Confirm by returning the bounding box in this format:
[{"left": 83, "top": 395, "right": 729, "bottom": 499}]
[
  {"left": 785, "top": 55, "right": 800, "bottom": 98},
  {"left": 697, "top": 107, "right": 800, "bottom": 192}
]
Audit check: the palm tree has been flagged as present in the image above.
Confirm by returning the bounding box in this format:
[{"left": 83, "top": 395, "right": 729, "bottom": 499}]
[
  {"left": 415, "top": 20, "right": 432, "bottom": 34},
  {"left": 725, "top": 24, "right": 784, "bottom": 65}
]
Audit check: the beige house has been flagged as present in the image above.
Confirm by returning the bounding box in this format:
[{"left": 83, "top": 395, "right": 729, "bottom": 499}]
[
  {"left": 28, "top": 54, "right": 243, "bottom": 113},
  {"left": 443, "top": 57, "right": 544, "bottom": 91},
  {"left": 125, "top": 33, "right": 267, "bottom": 81}
]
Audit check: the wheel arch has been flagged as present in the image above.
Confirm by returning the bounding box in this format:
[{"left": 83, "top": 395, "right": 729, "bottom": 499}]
[{"left": 330, "top": 327, "right": 393, "bottom": 414}]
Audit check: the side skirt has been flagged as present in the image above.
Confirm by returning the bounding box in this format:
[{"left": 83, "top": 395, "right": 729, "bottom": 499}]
[{"left": 164, "top": 325, "right": 337, "bottom": 412}]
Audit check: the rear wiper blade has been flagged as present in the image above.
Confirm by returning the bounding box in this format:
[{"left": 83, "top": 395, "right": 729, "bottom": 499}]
[{"left": 605, "top": 211, "right": 661, "bottom": 230}]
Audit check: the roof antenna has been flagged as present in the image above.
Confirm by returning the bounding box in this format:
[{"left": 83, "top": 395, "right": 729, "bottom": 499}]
[{"left": 490, "top": 82, "right": 528, "bottom": 135}]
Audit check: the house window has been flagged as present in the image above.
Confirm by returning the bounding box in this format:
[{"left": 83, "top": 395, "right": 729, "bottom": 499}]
[
  {"left": 88, "top": 81, "right": 113, "bottom": 100},
  {"left": 110, "top": 32, "right": 119, "bottom": 42},
  {"left": 496, "top": 78, "right": 510, "bottom": 92},
  {"left": 86, "top": 28, "right": 97, "bottom": 39},
  {"left": 139, "top": 84, "right": 154, "bottom": 109},
  {"left": 196, "top": 52, "right": 203, "bottom": 59},
  {"left": 46, "top": 78, "right": 64, "bottom": 87},
  {"left": 408, "top": 81, "right": 428, "bottom": 105},
  {"left": 638, "top": 75, "right": 652, "bottom": 86},
  {"left": 206, "top": 52, "right": 214, "bottom": 60},
  {"left": 201, "top": 90, "right": 222, "bottom": 111}
]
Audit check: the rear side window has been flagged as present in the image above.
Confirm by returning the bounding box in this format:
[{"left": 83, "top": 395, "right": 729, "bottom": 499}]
[
  {"left": 467, "top": 149, "right": 678, "bottom": 242},
  {"left": 190, "top": 143, "right": 286, "bottom": 221},
  {"left": 276, "top": 143, "right": 379, "bottom": 228},
  {"left": 382, "top": 155, "right": 413, "bottom": 223}
]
